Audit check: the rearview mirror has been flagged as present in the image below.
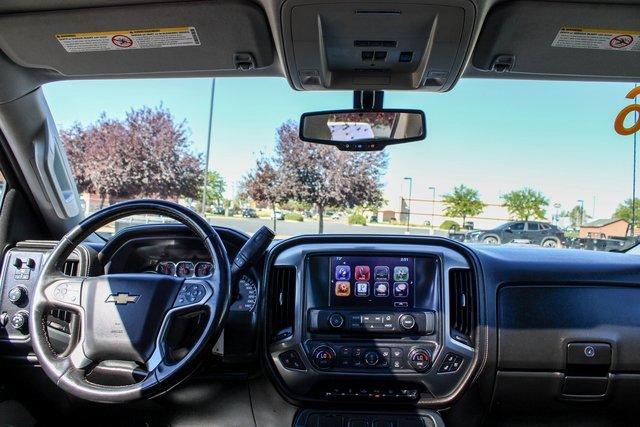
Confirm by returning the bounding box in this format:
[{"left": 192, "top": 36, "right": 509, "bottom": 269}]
[{"left": 299, "top": 109, "right": 426, "bottom": 151}]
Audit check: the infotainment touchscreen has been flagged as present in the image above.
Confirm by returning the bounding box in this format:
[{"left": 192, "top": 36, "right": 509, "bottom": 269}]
[{"left": 329, "top": 255, "right": 415, "bottom": 308}]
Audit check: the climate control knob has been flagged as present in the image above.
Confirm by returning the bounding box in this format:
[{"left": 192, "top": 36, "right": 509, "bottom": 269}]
[
  {"left": 364, "top": 350, "right": 380, "bottom": 366},
  {"left": 10, "top": 311, "right": 28, "bottom": 331},
  {"left": 311, "top": 345, "right": 336, "bottom": 369},
  {"left": 408, "top": 348, "right": 432, "bottom": 372},
  {"left": 328, "top": 313, "right": 344, "bottom": 329},
  {"left": 8, "top": 286, "right": 27, "bottom": 304}
]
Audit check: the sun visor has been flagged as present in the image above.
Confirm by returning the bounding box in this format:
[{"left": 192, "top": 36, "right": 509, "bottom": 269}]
[
  {"left": 0, "top": 0, "right": 274, "bottom": 76},
  {"left": 473, "top": 1, "right": 640, "bottom": 79}
]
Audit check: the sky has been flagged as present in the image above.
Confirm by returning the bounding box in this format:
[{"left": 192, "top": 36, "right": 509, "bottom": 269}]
[{"left": 43, "top": 77, "right": 639, "bottom": 222}]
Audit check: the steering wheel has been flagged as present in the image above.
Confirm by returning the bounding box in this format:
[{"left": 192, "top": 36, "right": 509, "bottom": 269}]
[{"left": 29, "top": 200, "right": 231, "bottom": 403}]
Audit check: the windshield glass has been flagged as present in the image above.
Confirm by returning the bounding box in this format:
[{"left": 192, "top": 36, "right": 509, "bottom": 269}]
[{"left": 44, "top": 78, "right": 640, "bottom": 250}]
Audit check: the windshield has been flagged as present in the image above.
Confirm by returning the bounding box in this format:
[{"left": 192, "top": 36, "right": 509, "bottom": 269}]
[{"left": 44, "top": 78, "right": 640, "bottom": 250}]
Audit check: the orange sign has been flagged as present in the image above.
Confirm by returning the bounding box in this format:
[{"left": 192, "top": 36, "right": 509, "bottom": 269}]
[{"left": 615, "top": 86, "right": 640, "bottom": 135}]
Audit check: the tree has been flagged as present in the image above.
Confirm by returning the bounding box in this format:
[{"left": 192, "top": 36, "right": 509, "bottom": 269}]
[
  {"left": 61, "top": 106, "right": 202, "bottom": 207},
  {"left": 441, "top": 185, "right": 485, "bottom": 226},
  {"left": 501, "top": 188, "right": 549, "bottom": 221},
  {"left": 561, "top": 204, "right": 591, "bottom": 228},
  {"left": 244, "top": 121, "right": 387, "bottom": 233},
  {"left": 241, "top": 157, "right": 285, "bottom": 231},
  {"left": 198, "top": 170, "right": 226, "bottom": 208},
  {"left": 613, "top": 198, "right": 640, "bottom": 225}
]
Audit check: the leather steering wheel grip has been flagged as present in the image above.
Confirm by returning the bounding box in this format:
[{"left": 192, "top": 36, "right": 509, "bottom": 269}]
[{"left": 29, "top": 199, "right": 232, "bottom": 403}]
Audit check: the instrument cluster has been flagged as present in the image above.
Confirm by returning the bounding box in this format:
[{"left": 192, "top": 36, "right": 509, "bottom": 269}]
[{"left": 156, "top": 260, "right": 214, "bottom": 278}]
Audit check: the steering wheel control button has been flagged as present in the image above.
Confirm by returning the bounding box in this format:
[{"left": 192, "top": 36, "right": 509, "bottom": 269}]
[
  {"left": 328, "top": 313, "right": 345, "bottom": 329},
  {"left": 175, "top": 281, "right": 208, "bottom": 307},
  {"left": 567, "top": 343, "right": 612, "bottom": 366},
  {"left": 439, "top": 353, "right": 464, "bottom": 373},
  {"left": 408, "top": 348, "right": 432, "bottom": 372},
  {"left": 52, "top": 281, "right": 81, "bottom": 304},
  {"left": 399, "top": 314, "right": 416, "bottom": 330},
  {"left": 311, "top": 345, "right": 336, "bottom": 369},
  {"left": 10, "top": 311, "right": 28, "bottom": 331},
  {"left": 8, "top": 286, "right": 27, "bottom": 305},
  {"left": 278, "top": 350, "right": 306, "bottom": 371}
]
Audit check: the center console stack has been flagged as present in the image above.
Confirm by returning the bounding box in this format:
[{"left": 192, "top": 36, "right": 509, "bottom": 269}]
[{"left": 264, "top": 239, "right": 479, "bottom": 407}]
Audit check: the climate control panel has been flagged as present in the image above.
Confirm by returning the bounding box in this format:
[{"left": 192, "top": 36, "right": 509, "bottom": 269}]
[{"left": 307, "top": 341, "right": 436, "bottom": 373}]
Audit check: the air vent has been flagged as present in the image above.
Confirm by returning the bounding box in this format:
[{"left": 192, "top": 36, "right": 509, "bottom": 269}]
[
  {"left": 62, "top": 259, "right": 79, "bottom": 276},
  {"left": 449, "top": 268, "right": 476, "bottom": 346},
  {"left": 267, "top": 266, "right": 296, "bottom": 342}
]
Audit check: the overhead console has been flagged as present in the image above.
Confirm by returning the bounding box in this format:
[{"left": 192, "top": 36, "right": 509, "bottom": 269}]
[
  {"left": 281, "top": 0, "right": 475, "bottom": 91},
  {"left": 473, "top": 1, "right": 640, "bottom": 79}
]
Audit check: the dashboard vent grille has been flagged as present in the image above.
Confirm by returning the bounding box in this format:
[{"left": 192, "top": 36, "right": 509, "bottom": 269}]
[
  {"left": 267, "top": 266, "right": 296, "bottom": 342},
  {"left": 63, "top": 259, "right": 79, "bottom": 276},
  {"left": 449, "top": 268, "right": 475, "bottom": 346}
]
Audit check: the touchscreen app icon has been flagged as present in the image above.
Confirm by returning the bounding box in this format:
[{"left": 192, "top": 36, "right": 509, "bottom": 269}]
[
  {"left": 394, "top": 282, "right": 408, "bottom": 297},
  {"left": 374, "top": 282, "right": 389, "bottom": 297},
  {"left": 394, "top": 266, "right": 409, "bottom": 282},
  {"left": 374, "top": 266, "right": 389, "bottom": 280},
  {"left": 335, "top": 281, "right": 351, "bottom": 297},
  {"left": 355, "top": 282, "right": 369, "bottom": 297},
  {"left": 335, "top": 265, "right": 351, "bottom": 281},
  {"left": 354, "top": 265, "right": 371, "bottom": 281}
]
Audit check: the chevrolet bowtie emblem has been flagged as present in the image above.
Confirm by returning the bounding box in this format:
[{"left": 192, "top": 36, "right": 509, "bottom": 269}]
[{"left": 105, "top": 293, "right": 140, "bottom": 305}]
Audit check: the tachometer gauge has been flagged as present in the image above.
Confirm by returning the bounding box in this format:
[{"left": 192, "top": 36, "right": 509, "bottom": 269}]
[
  {"left": 195, "top": 261, "right": 214, "bottom": 277},
  {"left": 176, "top": 261, "right": 195, "bottom": 278},
  {"left": 230, "top": 275, "right": 257, "bottom": 312},
  {"left": 156, "top": 261, "right": 176, "bottom": 276}
]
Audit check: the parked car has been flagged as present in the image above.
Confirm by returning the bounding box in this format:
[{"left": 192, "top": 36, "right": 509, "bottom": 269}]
[
  {"left": 241, "top": 208, "right": 258, "bottom": 218},
  {"left": 469, "top": 221, "right": 565, "bottom": 247},
  {"left": 211, "top": 205, "right": 225, "bottom": 215}
]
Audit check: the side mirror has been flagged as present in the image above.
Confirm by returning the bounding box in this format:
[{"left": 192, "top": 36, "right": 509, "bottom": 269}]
[
  {"left": 504, "top": 227, "right": 513, "bottom": 233},
  {"left": 299, "top": 109, "right": 426, "bottom": 151}
]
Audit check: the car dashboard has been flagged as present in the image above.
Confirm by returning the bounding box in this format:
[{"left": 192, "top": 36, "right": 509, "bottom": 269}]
[{"left": 1, "top": 227, "right": 640, "bottom": 425}]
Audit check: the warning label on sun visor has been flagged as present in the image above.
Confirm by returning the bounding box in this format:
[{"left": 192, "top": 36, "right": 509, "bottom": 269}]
[
  {"left": 56, "top": 27, "right": 200, "bottom": 52},
  {"left": 552, "top": 27, "right": 640, "bottom": 51}
]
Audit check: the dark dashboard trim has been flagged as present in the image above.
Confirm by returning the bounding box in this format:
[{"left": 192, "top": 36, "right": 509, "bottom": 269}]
[{"left": 259, "top": 234, "right": 487, "bottom": 409}]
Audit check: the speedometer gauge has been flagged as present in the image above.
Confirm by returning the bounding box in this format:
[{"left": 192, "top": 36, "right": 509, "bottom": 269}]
[
  {"left": 195, "top": 261, "right": 214, "bottom": 277},
  {"left": 176, "top": 261, "right": 195, "bottom": 278},
  {"left": 230, "top": 275, "right": 257, "bottom": 312},
  {"left": 156, "top": 261, "right": 176, "bottom": 276}
]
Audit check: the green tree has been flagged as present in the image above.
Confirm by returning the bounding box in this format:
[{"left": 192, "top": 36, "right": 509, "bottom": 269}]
[
  {"left": 441, "top": 185, "right": 485, "bottom": 226},
  {"left": 198, "top": 170, "right": 226, "bottom": 209},
  {"left": 501, "top": 188, "right": 549, "bottom": 221},
  {"left": 613, "top": 198, "right": 640, "bottom": 225},
  {"left": 561, "top": 204, "right": 591, "bottom": 228}
]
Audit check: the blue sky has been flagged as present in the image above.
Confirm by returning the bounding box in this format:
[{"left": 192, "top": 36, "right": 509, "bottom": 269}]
[{"left": 43, "top": 77, "right": 638, "bottom": 220}]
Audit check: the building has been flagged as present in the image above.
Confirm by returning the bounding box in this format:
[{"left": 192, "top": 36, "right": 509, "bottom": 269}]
[{"left": 579, "top": 218, "right": 630, "bottom": 239}]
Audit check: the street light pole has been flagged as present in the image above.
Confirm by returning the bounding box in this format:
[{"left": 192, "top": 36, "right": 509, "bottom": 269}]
[
  {"left": 404, "top": 177, "right": 413, "bottom": 233},
  {"left": 633, "top": 83, "right": 638, "bottom": 236},
  {"left": 428, "top": 186, "right": 436, "bottom": 234},
  {"left": 201, "top": 78, "right": 216, "bottom": 217}
]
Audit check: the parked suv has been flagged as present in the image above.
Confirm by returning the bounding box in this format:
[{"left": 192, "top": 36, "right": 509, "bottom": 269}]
[{"left": 470, "top": 221, "right": 565, "bottom": 247}]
